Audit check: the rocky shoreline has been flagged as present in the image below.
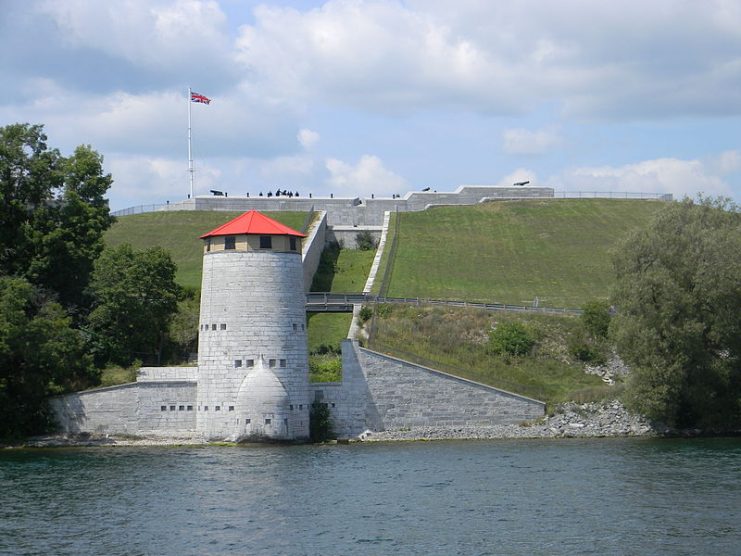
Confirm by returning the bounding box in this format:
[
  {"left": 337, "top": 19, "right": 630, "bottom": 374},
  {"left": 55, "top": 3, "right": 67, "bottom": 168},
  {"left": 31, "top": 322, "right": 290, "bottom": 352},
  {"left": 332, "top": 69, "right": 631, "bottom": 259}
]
[
  {"left": 361, "top": 400, "right": 658, "bottom": 441},
  {"left": 11, "top": 400, "right": 665, "bottom": 448}
]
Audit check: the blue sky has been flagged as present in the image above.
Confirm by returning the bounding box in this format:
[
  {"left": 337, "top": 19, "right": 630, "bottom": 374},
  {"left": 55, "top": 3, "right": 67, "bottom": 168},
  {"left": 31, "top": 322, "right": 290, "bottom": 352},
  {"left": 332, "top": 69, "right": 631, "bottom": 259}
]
[{"left": 2, "top": 0, "right": 740, "bottom": 210}]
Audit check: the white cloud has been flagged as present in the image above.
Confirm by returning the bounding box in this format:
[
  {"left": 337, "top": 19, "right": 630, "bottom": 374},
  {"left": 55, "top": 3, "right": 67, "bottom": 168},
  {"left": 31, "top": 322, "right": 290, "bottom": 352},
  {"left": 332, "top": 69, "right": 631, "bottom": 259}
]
[
  {"left": 325, "top": 155, "right": 407, "bottom": 197},
  {"left": 711, "top": 149, "right": 741, "bottom": 175},
  {"left": 297, "top": 128, "right": 320, "bottom": 149},
  {"left": 232, "top": 0, "right": 741, "bottom": 118},
  {"left": 502, "top": 127, "right": 563, "bottom": 155},
  {"left": 259, "top": 155, "right": 315, "bottom": 179},
  {"left": 36, "top": 0, "right": 232, "bottom": 74},
  {"left": 107, "top": 155, "right": 221, "bottom": 207},
  {"left": 562, "top": 157, "right": 732, "bottom": 198}
]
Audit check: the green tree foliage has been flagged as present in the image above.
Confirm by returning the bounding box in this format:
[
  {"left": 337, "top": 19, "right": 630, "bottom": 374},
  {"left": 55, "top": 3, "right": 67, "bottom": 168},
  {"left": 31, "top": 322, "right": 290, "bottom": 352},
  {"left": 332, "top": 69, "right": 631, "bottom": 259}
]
[
  {"left": 581, "top": 300, "right": 611, "bottom": 339},
  {"left": 611, "top": 198, "right": 741, "bottom": 428},
  {"left": 0, "top": 277, "right": 97, "bottom": 439},
  {"left": 488, "top": 322, "right": 535, "bottom": 356},
  {"left": 167, "top": 289, "right": 200, "bottom": 362},
  {"left": 569, "top": 300, "right": 612, "bottom": 364},
  {"left": 0, "top": 124, "right": 113, "bottom": 313},
  {"left": 309, "top": 402, "right": 334, "bottom": 442},
  {"left": 88, "top": 245, "right": 181, "bottom": 367},
  {"left": 355, "top": 230, "right": 376, "bottom": 250}
]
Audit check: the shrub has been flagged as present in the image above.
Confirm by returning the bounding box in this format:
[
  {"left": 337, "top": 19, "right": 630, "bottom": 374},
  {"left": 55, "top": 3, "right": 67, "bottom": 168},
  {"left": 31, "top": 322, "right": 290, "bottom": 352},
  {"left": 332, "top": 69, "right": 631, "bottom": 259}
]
[
  {"left": 581, "top": 300, "right": 611, "bottom": 339},
  {"left": 356, "top": 230, "right": 376, "bottom": 251},
  {"left": 488, "top": 322, "right": 535, "bottom": 356},
  {"left": 309, "top": 354, "right": 342, "bottom": 382},
  {"left": 375, "top": 303, "right": 393, "bottom": 318},
  {"left": 310, "top": 402, "right": 334, "bottom": 442},
  {"left": 359, "top": 305, "right": 373, "bottom": 322}
]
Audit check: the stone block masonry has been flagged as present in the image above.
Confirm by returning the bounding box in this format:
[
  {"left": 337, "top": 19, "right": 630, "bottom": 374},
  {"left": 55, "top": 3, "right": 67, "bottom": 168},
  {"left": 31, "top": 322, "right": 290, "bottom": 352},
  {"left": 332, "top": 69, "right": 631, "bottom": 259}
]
[
  {"left": 310, "top": 341, "right": 545, "bottom": 438},
  {"left": 168, "top": 185, "right": 555, "bottom": 227},
  {"left": 50, "top": 367, "right": 198, "bottom": 436}
]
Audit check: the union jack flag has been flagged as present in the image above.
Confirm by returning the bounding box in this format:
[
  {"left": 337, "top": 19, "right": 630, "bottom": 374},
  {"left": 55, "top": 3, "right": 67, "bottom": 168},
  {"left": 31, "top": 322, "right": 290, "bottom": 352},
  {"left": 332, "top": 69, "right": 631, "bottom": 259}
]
[{"left": 191, "top": 92, "right": 211, "bottom": 105}]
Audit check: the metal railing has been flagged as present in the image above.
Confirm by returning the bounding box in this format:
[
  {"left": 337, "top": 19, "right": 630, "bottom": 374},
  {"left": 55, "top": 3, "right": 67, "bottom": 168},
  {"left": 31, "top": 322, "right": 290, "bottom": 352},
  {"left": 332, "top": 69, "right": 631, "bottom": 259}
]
[
  {"left": 111, "top": 203, "right": 174, "bottom": 217},
  {"left": 306, "top": 292, "right": 582, "bottom": 315}
]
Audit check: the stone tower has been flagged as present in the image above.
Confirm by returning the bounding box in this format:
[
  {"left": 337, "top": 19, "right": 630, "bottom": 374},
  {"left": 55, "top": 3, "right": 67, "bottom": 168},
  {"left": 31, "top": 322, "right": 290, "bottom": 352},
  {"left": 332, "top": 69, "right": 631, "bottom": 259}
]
[{"left": 195, "top": 210, "right": 309, "bottom": 441}]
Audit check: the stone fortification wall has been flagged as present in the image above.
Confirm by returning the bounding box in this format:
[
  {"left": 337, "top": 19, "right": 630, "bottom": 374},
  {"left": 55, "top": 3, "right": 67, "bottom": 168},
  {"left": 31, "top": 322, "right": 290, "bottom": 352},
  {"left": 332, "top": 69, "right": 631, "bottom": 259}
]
[
  {"left": 326, "top": 226, "right": 382, "bottom": 249},
  {"left": 137, "top": 382, "right": 197, "bottom": 433},
  {"left": 197, "top": 249, "right": 310, "bottom": 440},
  {"left": 51, "top": 384, "right": 140, "bottom": 435},
  {"left": 301, "top": 211, "right": 327, "bottom": 291},
  {"left": 312, "top": 341, "right": 545, "bottom": 438},
  {"left": 171, "top": 185, "right": 554, "bottom": 227},
  {"left": 50, "top": 367, "right": 198, "bottom": 435}
]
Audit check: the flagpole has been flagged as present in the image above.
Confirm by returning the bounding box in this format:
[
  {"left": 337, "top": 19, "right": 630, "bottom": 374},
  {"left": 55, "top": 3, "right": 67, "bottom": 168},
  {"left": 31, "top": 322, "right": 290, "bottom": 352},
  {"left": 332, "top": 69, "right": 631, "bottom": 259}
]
[{"left": 187, "top": 86, "right": 194, "bottom": 199}]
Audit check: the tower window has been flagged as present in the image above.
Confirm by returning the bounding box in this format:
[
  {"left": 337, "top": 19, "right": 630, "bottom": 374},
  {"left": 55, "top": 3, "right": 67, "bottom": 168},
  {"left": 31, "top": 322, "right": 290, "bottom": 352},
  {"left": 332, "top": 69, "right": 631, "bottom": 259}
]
[
  {"left": 260, "top": 235, "right": 272, "bottom": 249},
  {"left": 228, "top": 406, "right": 234, "bottom": 411},
  {"left": 246, "top": 359, "right": 254, "bottom": 367},
  {"left": 245, "top": 418, "right": 251, "bottom": 424},
  {"left": 160, "top": 405, "right": 167, "bottom": 412},
  {"left": 224, "top": 236, "right": 236, "bottom": 250},
  {"left": 265, "top": 418, "right": 271, "bottom": 425},
  {"left": 289, "top": 237, "right": 297, "bottom": 251},
  {"left": 187, "top": 405, "right": 193, "bottom": 411},
  {"left": 179, "top": 405, "right": 185, "bottom": 411},
  {"left": 234, "top": 359, "right": 242, "bottom": 368},
  {"left": 269, "top": 359, "right": 276, "bottom": 368},
  {"left": 293, "top": 323, "right": 298, "bottom": 332},
  {"left": 279, "top": 359, "right": 286, "bottom": 368},
  {"left": 170, "top": 405, "right": 176, "bottom": 411},
  {"left": 215, "top": 406, "right": 221, "bottom": 411},
  {"left": 211, "top": 324, "right": 216, "bottom": 331},
  {"left": 220, "top": 323, "right": 227, "bottom": 330}
]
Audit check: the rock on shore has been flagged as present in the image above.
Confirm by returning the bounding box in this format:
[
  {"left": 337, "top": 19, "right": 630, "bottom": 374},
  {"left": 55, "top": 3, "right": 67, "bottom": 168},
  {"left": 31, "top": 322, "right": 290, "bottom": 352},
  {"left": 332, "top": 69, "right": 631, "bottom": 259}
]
[{"left": 362, "top": 400, "right": 656, "bottom": 442}]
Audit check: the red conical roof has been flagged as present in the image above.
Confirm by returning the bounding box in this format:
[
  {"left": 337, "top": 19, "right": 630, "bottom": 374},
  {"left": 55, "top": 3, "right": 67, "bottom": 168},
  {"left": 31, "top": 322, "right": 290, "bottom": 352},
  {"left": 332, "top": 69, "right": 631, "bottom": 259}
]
[{"left": 199, "top": 210, "right": 306, "bottom": 239}]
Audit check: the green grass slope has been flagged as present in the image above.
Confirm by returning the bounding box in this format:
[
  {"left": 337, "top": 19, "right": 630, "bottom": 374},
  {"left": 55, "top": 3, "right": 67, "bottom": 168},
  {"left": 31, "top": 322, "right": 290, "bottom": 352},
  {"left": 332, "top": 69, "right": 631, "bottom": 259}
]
[
  {"left": 310, "top": 243, "right": 376, "bottom": 293},
  {"left": 105, "top": 211, "right": 308, "bottom": 290},
  {"left": 384, "top": 199, "right": 664, "bottom": 307}
]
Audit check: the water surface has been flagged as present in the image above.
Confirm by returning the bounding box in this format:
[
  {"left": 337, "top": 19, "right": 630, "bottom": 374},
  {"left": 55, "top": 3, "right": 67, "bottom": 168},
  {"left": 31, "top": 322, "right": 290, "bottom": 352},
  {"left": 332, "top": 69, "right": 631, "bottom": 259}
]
[{"left": 1, "top": 438, "right": 739, "bottom": 555}]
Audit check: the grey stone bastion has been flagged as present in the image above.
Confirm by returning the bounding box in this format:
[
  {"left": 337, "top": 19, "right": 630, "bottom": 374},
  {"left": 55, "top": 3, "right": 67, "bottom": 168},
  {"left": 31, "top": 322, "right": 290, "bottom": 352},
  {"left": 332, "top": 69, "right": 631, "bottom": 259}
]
[
  {"left": 51, "top": 341, "right": 544, "bottom": 439},
  {"left": 168, "top": 185, "right": 555, "bottom": 227},
  {"left": 51, "top": 190, "right": 551, "bottom": 441}
]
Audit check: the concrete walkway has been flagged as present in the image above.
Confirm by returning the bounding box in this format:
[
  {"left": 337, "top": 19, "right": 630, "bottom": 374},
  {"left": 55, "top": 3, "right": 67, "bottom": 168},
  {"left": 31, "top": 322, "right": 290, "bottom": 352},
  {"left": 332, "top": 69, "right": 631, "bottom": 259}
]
[{"left": 363, "top": 211, "right": 391, "bottom": 294}]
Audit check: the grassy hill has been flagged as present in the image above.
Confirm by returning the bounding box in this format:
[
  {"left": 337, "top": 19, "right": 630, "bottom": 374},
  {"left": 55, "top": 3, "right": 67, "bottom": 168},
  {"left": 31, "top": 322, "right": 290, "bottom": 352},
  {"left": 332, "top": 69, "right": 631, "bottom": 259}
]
[
  {"left": 382, "top": 199, "right": 664, "bottom": 307},
  {"left": 105, "top": 211, "right": 308, "bottom": 290}
]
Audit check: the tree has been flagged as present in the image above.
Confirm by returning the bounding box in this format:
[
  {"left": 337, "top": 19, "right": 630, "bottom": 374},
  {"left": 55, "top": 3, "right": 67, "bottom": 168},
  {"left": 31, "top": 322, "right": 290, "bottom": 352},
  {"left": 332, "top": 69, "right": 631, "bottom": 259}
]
[
  {"left": 167, "top": 289, "right": 200, "bottom": 362},
  {"left": 0, "top": 277, "right": 97, "bottom": 439},
  {"left": 611, "top": 197, "right": 741, "bottom": 428},
  {"left": 0, "top": 124, "right": 113, "bottom": 313},
  {"left": 87, "top": 245, "right": 182, "bottom": 367}
]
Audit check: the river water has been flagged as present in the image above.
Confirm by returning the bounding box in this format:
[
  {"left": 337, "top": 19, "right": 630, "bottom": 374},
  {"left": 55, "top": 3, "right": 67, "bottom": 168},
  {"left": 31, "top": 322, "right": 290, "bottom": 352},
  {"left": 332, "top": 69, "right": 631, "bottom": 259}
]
[{"left": 1, "top": 438, "right": 739, "bottom": 555}]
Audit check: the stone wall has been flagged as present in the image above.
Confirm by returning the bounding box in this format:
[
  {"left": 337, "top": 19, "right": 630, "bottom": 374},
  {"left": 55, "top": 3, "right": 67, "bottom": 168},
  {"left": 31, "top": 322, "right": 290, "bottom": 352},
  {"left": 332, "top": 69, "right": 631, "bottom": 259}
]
[
  {"left": 326, "top": 226, "right": 382, "bottom": 249},
  {"left": 301, "top": 211, "right": 327, "bottom": 291},
  {"left": 50, "top": 384, "right": 140, "bottom": 435},
  {"left": 50, "top": 367, "right": 198, "bottom": 436},
  {"left": 311, "top": 341, "right": 545, "bottom": 438},
  {"left": 170, "top": 185, "right": 554, "bottom": 227}
]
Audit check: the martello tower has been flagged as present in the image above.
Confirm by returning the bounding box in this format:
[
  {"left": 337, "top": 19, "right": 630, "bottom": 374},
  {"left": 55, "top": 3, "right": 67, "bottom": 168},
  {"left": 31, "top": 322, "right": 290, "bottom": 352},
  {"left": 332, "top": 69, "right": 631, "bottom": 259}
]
[{"left": 195, "top": 210, "right": 310, "bottom": 441}]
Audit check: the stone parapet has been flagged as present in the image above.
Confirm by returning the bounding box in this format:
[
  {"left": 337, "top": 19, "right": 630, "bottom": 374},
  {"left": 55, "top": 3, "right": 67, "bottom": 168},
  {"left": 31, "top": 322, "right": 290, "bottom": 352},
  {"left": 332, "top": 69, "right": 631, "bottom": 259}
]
[{"left": 182, "top": 185, "right": 554, "bottom": 227}]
